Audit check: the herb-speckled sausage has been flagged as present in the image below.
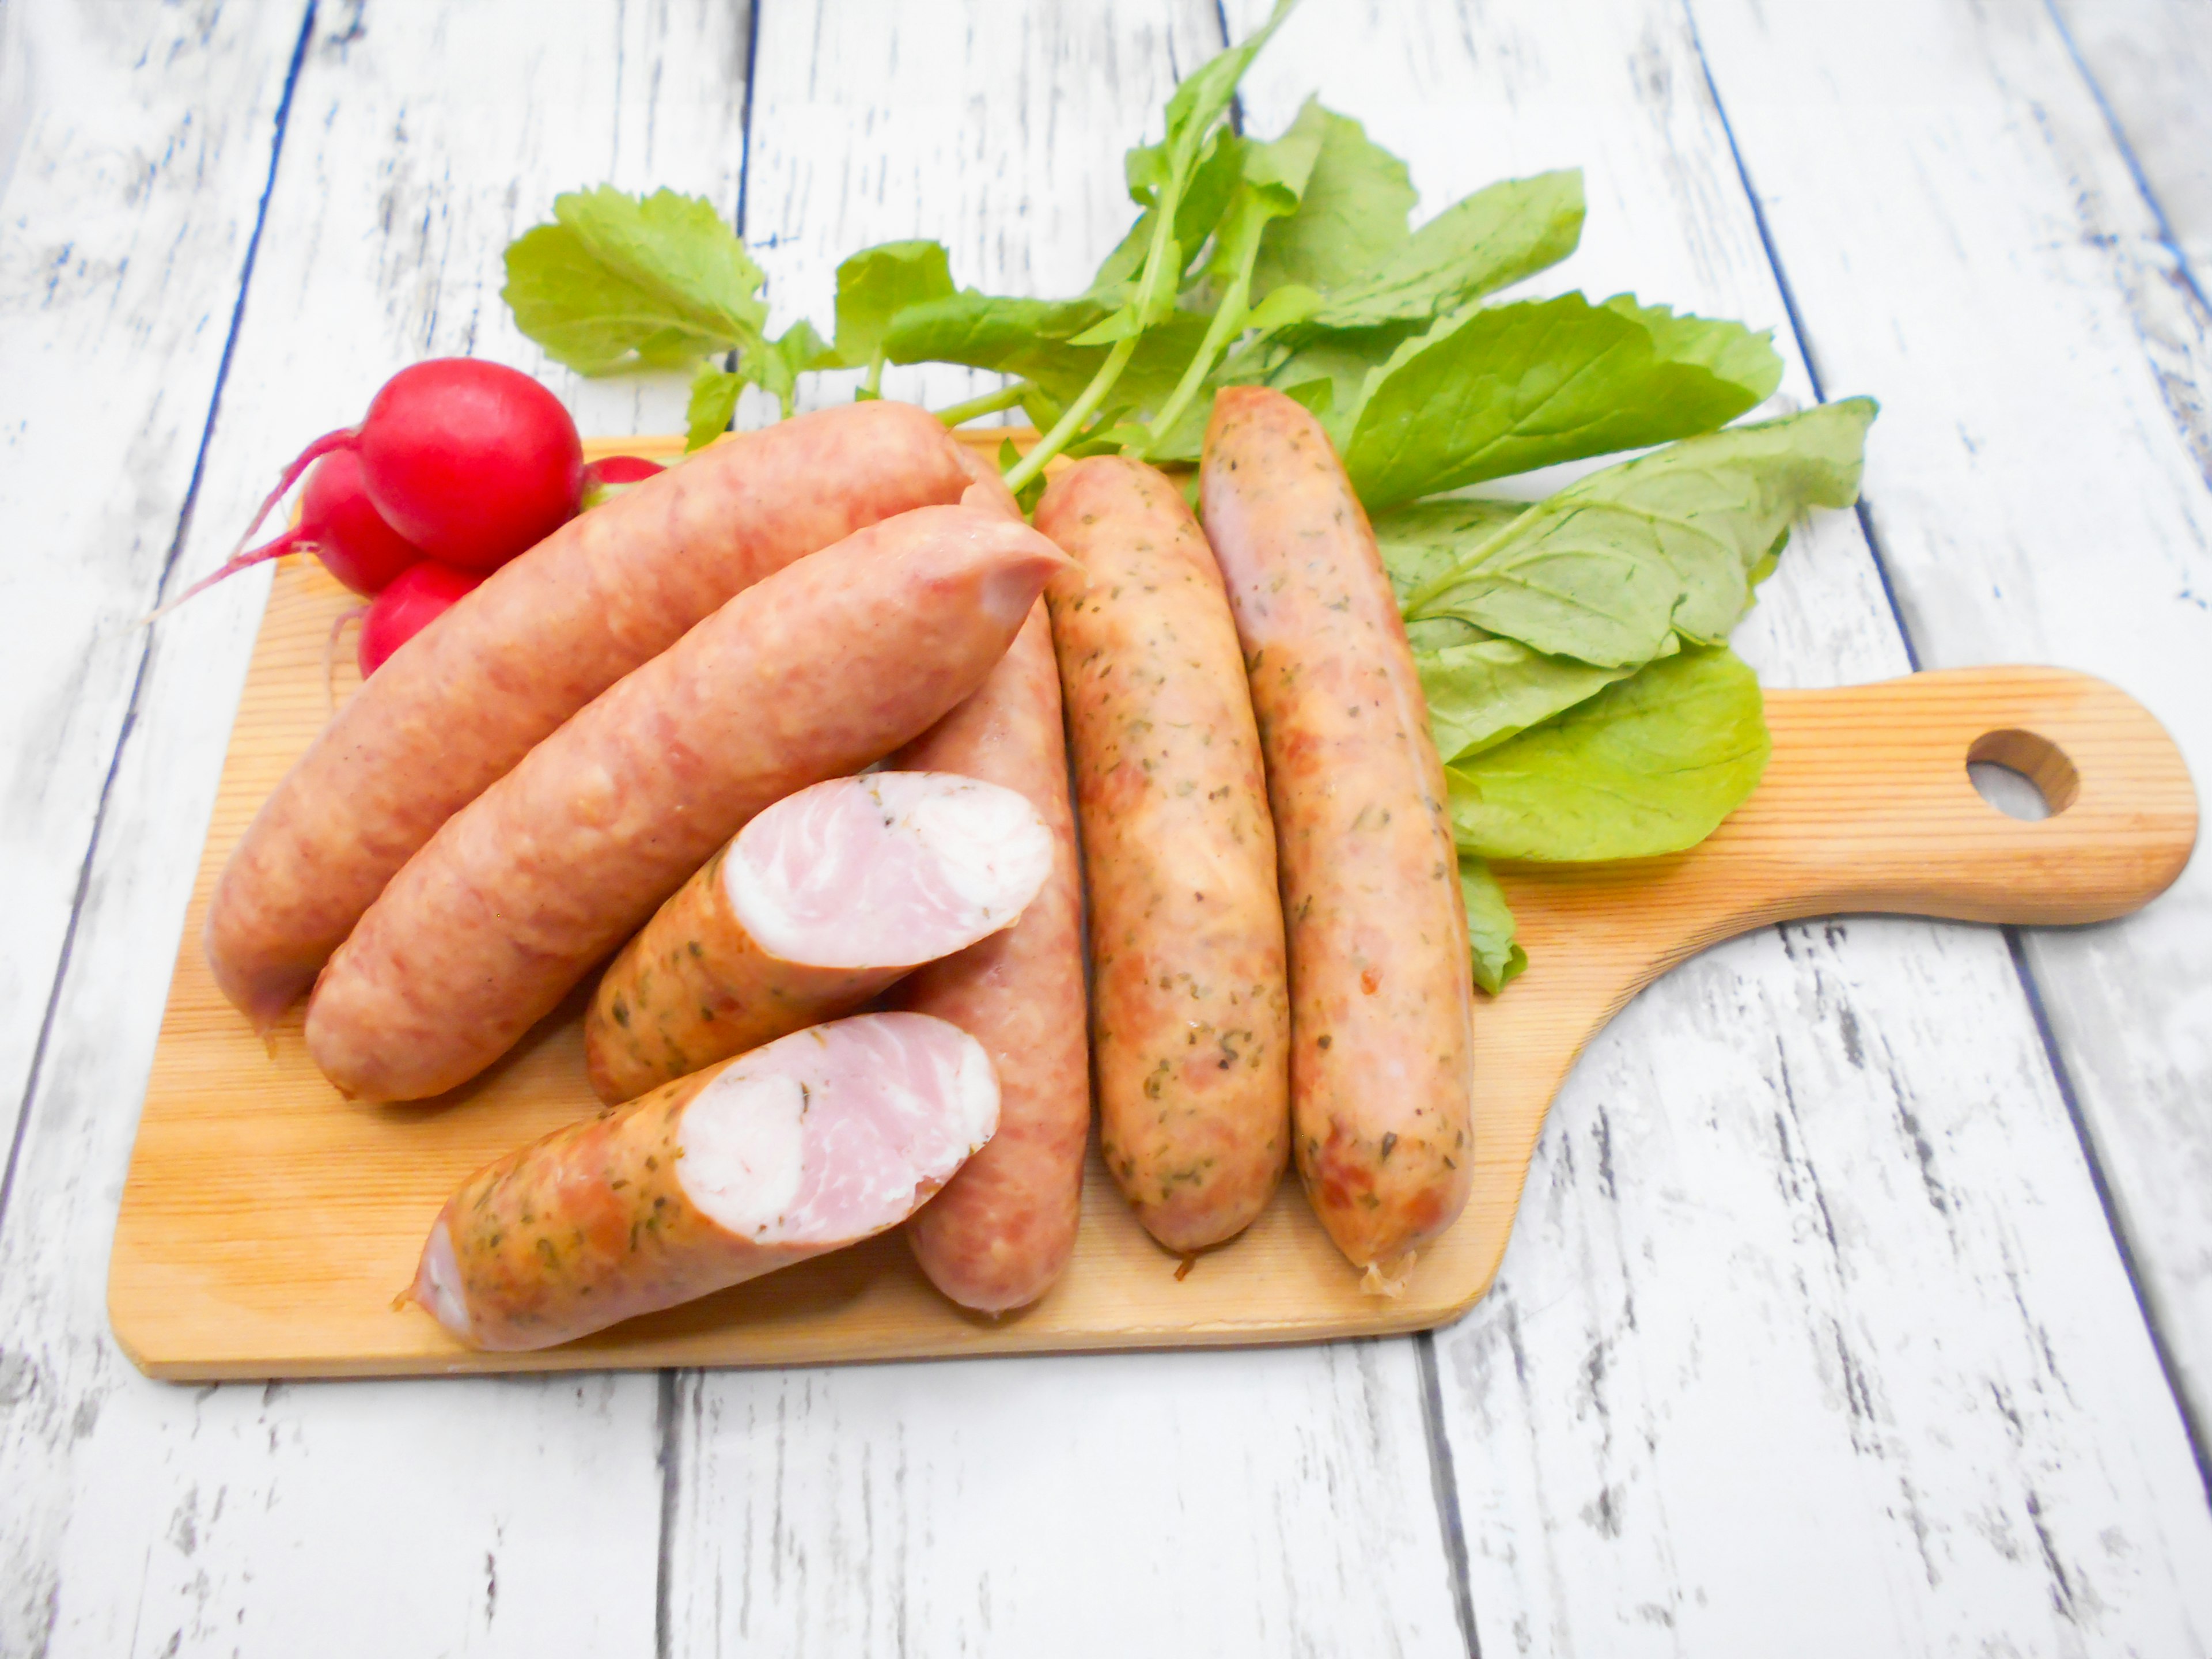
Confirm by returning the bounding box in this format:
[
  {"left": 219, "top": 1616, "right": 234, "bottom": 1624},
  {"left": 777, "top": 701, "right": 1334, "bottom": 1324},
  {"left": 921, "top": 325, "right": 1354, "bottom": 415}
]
[
  {"left": 209, "top": 401, "right": 980, "bottom": 1032},
  {"left": 1199, "top": 387, "right": 1475, "bottom": 1279},
  {"left": 304, "top": 506, "right": 1068, "bottom": 1103},
  {"left": 410, "top": 1012, "right": 999, "bottom": 1351},
  {"left": 1036, "top": 456, "right": 1289, "bottom": 1252}
]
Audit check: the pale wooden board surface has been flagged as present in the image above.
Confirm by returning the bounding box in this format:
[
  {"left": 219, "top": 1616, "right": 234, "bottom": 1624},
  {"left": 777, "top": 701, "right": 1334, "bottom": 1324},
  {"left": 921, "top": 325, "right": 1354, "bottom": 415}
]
[
  {"left": 6, "top": 1, "right": 2212, "bottom": 1655},
  {"left": 1225, "top": 0, "right": 2212, "bottom": 1652},
  {"left": 111, "top": 528, "right": 2194, "bottom": 1377},
  {"left": 1697, "top": 0, "right": 2212, "bottom": 1512}
]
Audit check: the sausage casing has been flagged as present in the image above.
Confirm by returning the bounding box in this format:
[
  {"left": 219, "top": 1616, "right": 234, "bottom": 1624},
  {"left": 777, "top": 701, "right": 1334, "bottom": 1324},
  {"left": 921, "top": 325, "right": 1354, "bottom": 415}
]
[
  {"left": 1036, "top": 456, "right": 1289, "bottom": 1252},
  {"left": 305, "top": 506, "right": 1067, "bottom": 1102},
  {"left": 1199, "top": 387, "right": 1475, "bottom": 1277},
  {"left": 209, "top": 400, "right": 978, "bottom": 1030}
]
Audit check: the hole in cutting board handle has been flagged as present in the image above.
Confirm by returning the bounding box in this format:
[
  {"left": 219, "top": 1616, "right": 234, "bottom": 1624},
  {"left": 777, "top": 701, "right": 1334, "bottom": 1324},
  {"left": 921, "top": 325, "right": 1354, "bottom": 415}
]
[{"left": 1967, "top": 728, "right": 2078, "bottom": 820}]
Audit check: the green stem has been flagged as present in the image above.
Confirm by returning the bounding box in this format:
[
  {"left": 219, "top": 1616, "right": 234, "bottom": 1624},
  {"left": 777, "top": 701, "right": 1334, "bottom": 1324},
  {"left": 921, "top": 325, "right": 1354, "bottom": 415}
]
[
  {"left": 1003, "top": 336, "right": 1137, "bottom": 492},
  {"left": 1142, "top": 294, "right": 1247, "bottom": 457},
  {"left": 932, "top": 381, "right": 1029, "bottom": 427},
  {"left": 863, "top": 355, "right": 886, "bottom": 397}
]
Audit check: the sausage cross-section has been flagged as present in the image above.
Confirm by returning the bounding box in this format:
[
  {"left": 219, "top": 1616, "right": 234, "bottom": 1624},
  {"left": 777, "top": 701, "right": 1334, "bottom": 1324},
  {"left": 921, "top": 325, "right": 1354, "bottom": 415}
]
[
  {"left": 1036, "top": 456, "right": 1289, "bottom": 1253},
  {"left": 1200, "top": 387, "right": 1476, "bottom": 1278},
  {"left": 585, "top": 771, "right": 1054, "bottom": 1104},
  {"left": 304, "top": 505, "right": 1069, "bottom": 1103},
  {"left": 208, "top": 400, "right": 980, "bottom": 1031},
  {"left": 410, "top": 1012, "right": 999, "bottom": 1351}
]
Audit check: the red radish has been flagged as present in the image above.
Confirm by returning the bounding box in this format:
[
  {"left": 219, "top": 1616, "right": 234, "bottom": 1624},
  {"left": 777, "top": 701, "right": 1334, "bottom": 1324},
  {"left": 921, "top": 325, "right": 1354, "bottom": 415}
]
[
  {"left": 358, "top": 562, "right": 483, "bottom": 677},
  {"left": 164, "top": 450, "right": 425, "bottom": 612},
  {"left": 581, "top": 454, "right": 665, "bottom": 510},
  {"left": 228, "top": 359, "right": 585, "bottom": 588}
]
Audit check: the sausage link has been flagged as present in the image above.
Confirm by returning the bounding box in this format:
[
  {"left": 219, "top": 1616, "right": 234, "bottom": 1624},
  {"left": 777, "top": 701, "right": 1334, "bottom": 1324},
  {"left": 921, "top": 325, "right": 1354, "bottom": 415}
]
[
  {"left": 585, "top": 772, "right": 1052, "bottom": 1104},
  {"left": 209, "top": 400, "right": 977, "bottom": 1031},
  {"left": 582, "top": 843, "right": 891, "bottom": 1104},
  {"left": 896, "top": 604, "right": 1092, "bottom": 1310},
  {"left": 1199, "top": 387, "right": 1475, "bottom": 1276},
  {"left": 304, "top": 506, "right": 1068, "bottom": 1102},
  {"left": 1036, "top": 457, "right": 1289, "bottom": 1252},
  {"left": 410, "top": 1012, "right": 999, "bottom": 1351}
]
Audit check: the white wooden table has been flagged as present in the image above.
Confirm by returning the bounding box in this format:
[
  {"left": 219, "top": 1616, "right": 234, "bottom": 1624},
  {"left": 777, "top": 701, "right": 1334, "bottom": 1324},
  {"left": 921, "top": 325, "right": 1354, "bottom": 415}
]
[{"left": 3, "top": 1, "right": 2209, "bottom": 1652}]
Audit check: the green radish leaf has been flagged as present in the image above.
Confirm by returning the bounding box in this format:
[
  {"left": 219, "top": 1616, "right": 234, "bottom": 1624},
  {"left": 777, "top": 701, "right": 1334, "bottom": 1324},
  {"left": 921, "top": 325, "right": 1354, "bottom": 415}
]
[
  {"left": 753, "top": 319, "right": 840, "bottom": 418},
  {"left": 505, "top": 187, "right": 768, "bottom": 379},
  {"left": 1309, "top": 169, "right": 1585, "bottom": 331},
  {"left": 1345, "top": 293, "right": 1785, "bottom": 509},
  {"left": 685, "top": 364, "right": 746, "bottom": 452},
  {"left": 1416, "top": 635, "right": 1638, "bottom": 762},
  {"left": 1446, "top": 646, "right": 1770, "bottom": 861},
  {"left": 1405, "top": 399, "right": 1877, "bottom": 667},
  {"left": 1250, "top": 100, "right": 1417, "bottom": 297},
  {"left": 834, "top": 240, "right": 956, "bottom": 370},
  {"left": 1373, "top": 496, "right": 1532, "bottom": 605},
  {"left": 1459, "top": 854, "right": 1527, "bottom": 994}
]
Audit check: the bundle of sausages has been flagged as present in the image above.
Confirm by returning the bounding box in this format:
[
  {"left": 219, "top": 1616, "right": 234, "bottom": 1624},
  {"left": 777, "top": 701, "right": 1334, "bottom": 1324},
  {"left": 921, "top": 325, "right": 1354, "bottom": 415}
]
[{"left": 206, "top": 389, "right": 1474, "bottom": 1351}]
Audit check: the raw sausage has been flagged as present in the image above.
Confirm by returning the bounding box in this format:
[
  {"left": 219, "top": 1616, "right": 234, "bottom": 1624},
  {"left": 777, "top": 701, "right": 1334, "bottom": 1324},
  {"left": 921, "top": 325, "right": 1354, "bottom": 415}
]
[
  {"left": 305, "top": 506, "right": 1068, "bottom": 1102},
  {"left": 1199, "top": 387, "right": 1475, "bottom": 1279},
  {"left": 584, "top": 771, "right": 1054, "bottom": 1104},
  {"left": 1035, "top": 456, "right": 1289, "bottom": 1252},
  {"left": 409, "top": 1012, "right": 998, "bottom": 1351},
  {"left": 896, "top": 604, "right": 1093, "bottom": 1310},
  {"left": 209, "top": 400, "right": 979, "bottom": 1031}
]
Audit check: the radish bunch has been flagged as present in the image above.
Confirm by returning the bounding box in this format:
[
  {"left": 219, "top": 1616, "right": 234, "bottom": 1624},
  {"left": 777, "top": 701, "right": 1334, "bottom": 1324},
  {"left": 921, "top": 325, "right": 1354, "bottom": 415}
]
[{"left": 179, "top": 358, "right": 664, "bottom": 676}]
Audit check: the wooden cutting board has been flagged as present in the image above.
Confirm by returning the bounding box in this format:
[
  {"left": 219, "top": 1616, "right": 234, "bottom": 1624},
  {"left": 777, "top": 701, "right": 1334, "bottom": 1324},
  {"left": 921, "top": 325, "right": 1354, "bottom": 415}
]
[{"left": 108, "top": 434, "right": 2199, "bottom": 1380}]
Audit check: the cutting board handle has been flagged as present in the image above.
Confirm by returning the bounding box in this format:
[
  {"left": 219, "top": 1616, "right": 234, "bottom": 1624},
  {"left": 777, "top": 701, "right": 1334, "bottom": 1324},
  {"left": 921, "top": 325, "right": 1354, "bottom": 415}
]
[{"left": 1715, "top": 664, "right": 2196, "bottom": 931}]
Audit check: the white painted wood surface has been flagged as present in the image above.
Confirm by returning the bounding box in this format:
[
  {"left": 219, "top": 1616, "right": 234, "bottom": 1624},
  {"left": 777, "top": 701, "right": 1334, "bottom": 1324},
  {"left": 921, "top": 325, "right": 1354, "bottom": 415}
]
[
  {"left": 1695, "top": 0, "right": 2212, "bottom": 1467},
  {"left": 0, "top": 3, "right": 744, "bottom": 1653},
  {"left": 2054, "top": 0, "right": 2212, "bottom": 283},
  {"left": 3, "top": 0, "right": 2209, "bottom": 1653},
  {"left": 1225, "top": 0, "right": 2212, "bottom": 1650}
]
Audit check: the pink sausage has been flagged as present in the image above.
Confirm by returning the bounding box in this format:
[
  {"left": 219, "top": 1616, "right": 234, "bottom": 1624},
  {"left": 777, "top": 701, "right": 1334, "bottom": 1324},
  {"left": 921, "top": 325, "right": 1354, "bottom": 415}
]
[
  {"left": 304, "top": 506, "right": 1068, "bottom": 1102},
  {"left": 896, "top": 603, "right": 1093, "bottom": 1311},
  {"left": 1036, "top": 456, "right": 1290, "bottom": 1253},
  {"left": 1199, "top": 388, "right": 1475, "bottom": 1277},
  {"left": 411, "top": 1013, "right": 999, "bottom": 1351},
  {"left": 208, "top": 400, "right": 979, "bottom": 1031}
]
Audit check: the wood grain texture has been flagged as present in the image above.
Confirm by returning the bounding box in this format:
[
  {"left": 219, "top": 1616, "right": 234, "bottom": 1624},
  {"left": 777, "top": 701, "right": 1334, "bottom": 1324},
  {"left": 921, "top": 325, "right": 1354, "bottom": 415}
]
[
  {"left": 1227, "top": 0, "right": 2212, "bottom": 1650},
  {"left": 0, "top": 0, "right": 305, "bottom": 1251},
  {"left": 108, "top": 470, "right": 2195, "bottom": 1380},
  {"left": 1695, "top": 0, "right": 2212, "bottom": 1472},
  {"left": 2054, "top": 0, "right": 2212, "bottom": 283},
  {"left": 0, "top": 4, "right": 752, "bottom": 1652}
]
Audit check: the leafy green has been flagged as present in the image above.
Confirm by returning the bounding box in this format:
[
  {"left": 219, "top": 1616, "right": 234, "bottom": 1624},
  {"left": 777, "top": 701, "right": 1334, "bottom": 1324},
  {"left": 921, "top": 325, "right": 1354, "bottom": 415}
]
[
  {"left": 835, "top": 241, "right": 956, "bottom": 387},
  {"left": 1250, "top": 101, "right": 1416, "bottom": 297},
  {"left": 1446, "top": 647, "right": 1770, "bottom": 861},
  {"left": 1418, "top": 637, "right": 1638, "bottom": 762},
  {"left": 1459, "top": 855, "right": 1527, "bottom": 994},
  {"left": 1374, "top": 497, "right": 1532, "bottom": 605},
  {"left": 1307, "top": 170, "right": 1585, "bottom": 331},
  {"left": 1344, "top": 293, "right": 1784, "bottom": 508},
  {"left": 503, "top": 188, "right": 767, "bottom": 375},
  {"left": 1404, "top": 398, "right": 1877, "bottom": 667}
]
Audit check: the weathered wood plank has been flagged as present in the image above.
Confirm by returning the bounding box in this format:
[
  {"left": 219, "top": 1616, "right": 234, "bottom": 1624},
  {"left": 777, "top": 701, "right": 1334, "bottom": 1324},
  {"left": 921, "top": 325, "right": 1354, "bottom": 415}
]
[
  {"left": 0, "top": 3, "right": 755, "bottom": 1650},
  {"left": 1225, "top": 0, "right": 2212, "bottom": 1649},
  {"left": 658, "top": 5, "right": 1467, "bottom": 1649},
  {"left": 2052, "top": 0, "right": 2212, "bottom": 283},
  {"left": 1694, "top": 0, "right": 2212, "bottom": 1463},
  {"left": 0, "top": 0, "right": 305, "bottom": 1237}
]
